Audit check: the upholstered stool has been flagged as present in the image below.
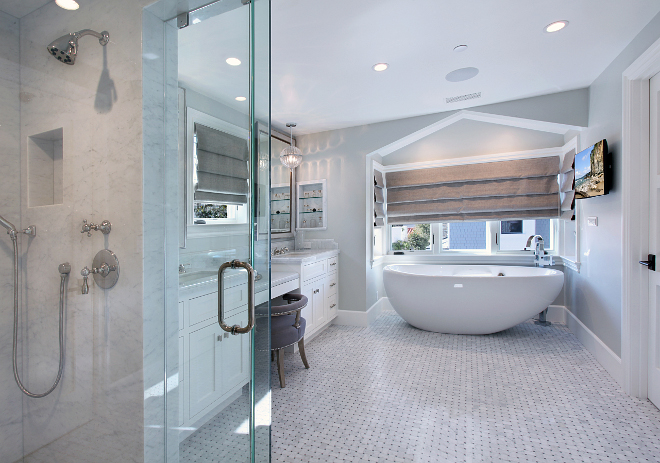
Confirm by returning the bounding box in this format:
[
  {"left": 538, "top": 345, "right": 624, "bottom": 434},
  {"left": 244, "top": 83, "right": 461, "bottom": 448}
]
[{"left": 269, "top": 293, "right": 310, "bottom": 388}]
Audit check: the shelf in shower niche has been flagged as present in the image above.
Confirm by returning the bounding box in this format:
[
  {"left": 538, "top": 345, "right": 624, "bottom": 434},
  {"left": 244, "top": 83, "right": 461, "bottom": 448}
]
[{"left": 28, "top": 128, "right": 63, "bottom": 207}]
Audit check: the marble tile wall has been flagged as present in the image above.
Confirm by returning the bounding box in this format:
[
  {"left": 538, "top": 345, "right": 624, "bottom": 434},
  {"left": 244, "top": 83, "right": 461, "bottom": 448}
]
[
  {"left": 1, "top": 0, "right": 157, "bottom": 461},
  {"left": 0, "top": 10, "right": 23, "bottom": 463}
]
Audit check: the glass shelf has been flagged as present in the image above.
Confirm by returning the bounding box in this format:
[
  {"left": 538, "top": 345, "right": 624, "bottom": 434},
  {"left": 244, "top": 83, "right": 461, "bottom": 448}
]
[
  {"left": 270, "top": 198, "right": 291, "bottom": 202},
  {"left": 271, "top": 212, "right": 290, "bottom": 216},
  {"left": 300, "top": 210, "right": 323, "bottom": 214},
  {"left": 299, "top": 196, "right": 323, "bottom": 200}
]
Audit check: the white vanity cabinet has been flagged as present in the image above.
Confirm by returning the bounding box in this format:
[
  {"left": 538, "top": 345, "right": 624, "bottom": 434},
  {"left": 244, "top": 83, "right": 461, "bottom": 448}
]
[
  {"left": 272, "top": 250, "right": 339, "bottom": 342},
  {"left": 178, "top": 274, "right": 250, "bottom": 429}
]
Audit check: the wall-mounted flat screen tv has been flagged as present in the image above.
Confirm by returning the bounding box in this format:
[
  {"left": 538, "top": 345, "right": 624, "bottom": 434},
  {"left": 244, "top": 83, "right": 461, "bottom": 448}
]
[{"left": 575, "top": 139, "right": 609, "bottom": 199}]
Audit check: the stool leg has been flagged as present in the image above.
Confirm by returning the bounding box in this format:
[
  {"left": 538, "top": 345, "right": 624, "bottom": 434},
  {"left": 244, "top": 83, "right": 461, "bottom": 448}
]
[
  {"left": 276, "top": 349, "right": 285, "bottom": 388},
  {"left": 298, "top": 338, "right": 310, "bottom": 369}
]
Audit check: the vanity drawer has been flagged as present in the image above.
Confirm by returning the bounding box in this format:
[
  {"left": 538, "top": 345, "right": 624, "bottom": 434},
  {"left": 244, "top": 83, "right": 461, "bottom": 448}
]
[
  {"left": 189, "top": 292, "right": 217, "bottom": 327},
  {"left": 302, "top": 259, "right": 327, "bottom": 283},
  {"left": 325, "top": 272, "right": 338, "bottom": 297},
  {"left": 179, "top": 301, "right": 185, "bottom": 331},
  {"left": 327, "top": 256, "right": 338, "bottom": 271},
  {"left": 221, "top": 283, "right": 249, "bottom": 319}
]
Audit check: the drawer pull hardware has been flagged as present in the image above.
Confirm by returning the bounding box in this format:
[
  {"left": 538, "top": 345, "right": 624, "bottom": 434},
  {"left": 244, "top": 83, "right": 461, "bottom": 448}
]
[
  {"left": 330, "top": 304, "right": 336, "bottom": 308},
  {"left": 330, "top": 283, "right": 336, "bottom": 287},
  {"left": 217, "top": 335, "right": 222, "bottom": 341},
  {"left": 313, "top": 289, "right": 320, "bottom": 294},
  {"left": 218, "top": 259, "right": 255, "bottom": 335},
  {"left": 330, "top": 262, "right": 336, "bottom": 266}
]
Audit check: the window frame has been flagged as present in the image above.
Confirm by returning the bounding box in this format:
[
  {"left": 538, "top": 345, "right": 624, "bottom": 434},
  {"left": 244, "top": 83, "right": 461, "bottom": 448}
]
[
  {"left": 185, "top": 107, "right": 251, "bottom": 238},
  {"left": 387, "top": 219, "right": 558, "bottom": 256}
]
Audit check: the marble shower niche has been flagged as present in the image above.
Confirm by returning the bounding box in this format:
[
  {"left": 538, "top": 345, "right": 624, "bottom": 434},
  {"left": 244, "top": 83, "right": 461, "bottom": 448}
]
[{"left": 28, "top": 128, "right": 63, "bottom": 207}]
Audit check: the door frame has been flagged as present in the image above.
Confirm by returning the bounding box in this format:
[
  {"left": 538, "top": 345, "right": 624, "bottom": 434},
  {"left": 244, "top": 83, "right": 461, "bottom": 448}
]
[{"left": 622, "top": 36, "right": 660, "bottom": 398}]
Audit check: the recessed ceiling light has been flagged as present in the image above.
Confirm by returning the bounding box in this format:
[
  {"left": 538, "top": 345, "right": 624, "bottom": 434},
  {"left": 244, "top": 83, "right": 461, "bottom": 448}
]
[
  {"left": 453, "top": 45, "right": 468, "bottom": 53},
  {"left": 445, "top": 67, "right": 479, "bottom": 82},
  {"left": 372, "top": 63, "right": 388, "bottom": 72},
  {"left": 192, "top": 18, "right": 202, "bottom": 25},
  {"left": 226, "top": 57, "right": 241, "bottom": 66},
  {"left": 545, "top": 20, "right": 568, "bottom": 33},
  {"left": 235, "top": 96, "right": 246, "bottom": 101},
  {"left": 55, "top": 0, "right": 79, "bottom": 10}
]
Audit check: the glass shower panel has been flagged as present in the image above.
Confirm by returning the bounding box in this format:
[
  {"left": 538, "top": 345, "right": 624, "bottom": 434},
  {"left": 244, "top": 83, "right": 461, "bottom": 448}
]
[{"left": 172, "top": 0, "right": 271, "bottom": 461}]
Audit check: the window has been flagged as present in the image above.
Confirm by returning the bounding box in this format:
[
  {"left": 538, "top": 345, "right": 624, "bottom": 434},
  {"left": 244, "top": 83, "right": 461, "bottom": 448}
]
[
  {"left": 193, "top": 203, "right": 246, "bottom": 225},
  {"left": 389, "top": 219, "right": 557, "bottom": 254},
  {"left": 390, "top": 223, "right": 431, "bottom": 251},
  {"left": 443, "top": 221, "right": 487, "bottom": 250},
  {"left": 498, "top": 219, "right": 554, "bottom": 251}
]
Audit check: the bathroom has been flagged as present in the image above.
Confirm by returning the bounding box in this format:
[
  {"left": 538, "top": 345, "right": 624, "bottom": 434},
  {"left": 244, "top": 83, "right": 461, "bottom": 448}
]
[{"left": 1, "top": 0, "right": 660, "bottom": 461}]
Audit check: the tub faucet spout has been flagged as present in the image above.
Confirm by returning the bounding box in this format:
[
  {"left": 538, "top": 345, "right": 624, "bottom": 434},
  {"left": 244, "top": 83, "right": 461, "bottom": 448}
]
[{"left": 526, "top": 235, "right": 552, "bottom": 267}]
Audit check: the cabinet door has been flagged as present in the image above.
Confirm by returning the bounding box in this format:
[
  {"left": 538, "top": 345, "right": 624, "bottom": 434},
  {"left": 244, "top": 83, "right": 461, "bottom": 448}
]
[
  {"left": 222, "top": 310, "right": 249, "bottom": 391},
  {"left": 187, "top": 323, "right": 223, "bottom": 419},
  {"left": 300, "top": 280, "right": 315, "bottom": 332},
  {"left": 313, "top": 281, "right": 326, "bottom": 327}
]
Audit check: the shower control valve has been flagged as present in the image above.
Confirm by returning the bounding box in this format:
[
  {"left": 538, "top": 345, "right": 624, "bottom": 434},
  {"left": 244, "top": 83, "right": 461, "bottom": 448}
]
[
  {"left": 80, "top": 249, "right": 120, "bottom": 295},
  {"left": 81, "top": 219, "right": 111, "bottom": 237}
]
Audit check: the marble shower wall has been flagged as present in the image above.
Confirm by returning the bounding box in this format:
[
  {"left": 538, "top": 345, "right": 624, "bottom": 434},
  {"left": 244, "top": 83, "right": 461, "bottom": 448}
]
[
  {"left": 8, "top": 0, "right": 152, "bottom": 461},
  {"left": 0, "top": 11, "right": 23, "bottom": 463}
]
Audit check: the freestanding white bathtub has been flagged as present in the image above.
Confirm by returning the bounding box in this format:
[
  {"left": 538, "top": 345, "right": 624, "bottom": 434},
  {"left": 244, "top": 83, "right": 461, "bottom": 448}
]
[{"left": 383, "top": 264, "right": 564, "bottom": 335}]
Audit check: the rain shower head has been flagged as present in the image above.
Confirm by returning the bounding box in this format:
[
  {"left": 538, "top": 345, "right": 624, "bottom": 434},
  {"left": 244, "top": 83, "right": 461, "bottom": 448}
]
[{"left": 47, "top": 29, "right": 109, "bottom": 65}]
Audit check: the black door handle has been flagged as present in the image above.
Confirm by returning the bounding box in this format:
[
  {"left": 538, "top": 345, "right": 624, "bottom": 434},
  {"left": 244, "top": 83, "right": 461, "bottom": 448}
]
[{"left": 639, "top": 254, "right": 655, "bottom": 271}]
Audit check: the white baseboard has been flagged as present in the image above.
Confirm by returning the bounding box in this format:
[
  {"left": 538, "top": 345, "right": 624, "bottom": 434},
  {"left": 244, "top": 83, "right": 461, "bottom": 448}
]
[
  {"left": 334, "top": 297, "right": 390, "bottom": 327},
  {"left": 546, "top": 305, "right": 567, "bottom": 323},
  {"left": 557, "top": 306, "right": 623, "bottom": 386}
]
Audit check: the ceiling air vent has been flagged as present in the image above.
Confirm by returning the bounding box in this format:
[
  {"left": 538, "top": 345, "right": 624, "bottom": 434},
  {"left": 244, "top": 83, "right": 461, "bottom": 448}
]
[{"left": 446, "top": 92, "right": 481, "bottom": 104}]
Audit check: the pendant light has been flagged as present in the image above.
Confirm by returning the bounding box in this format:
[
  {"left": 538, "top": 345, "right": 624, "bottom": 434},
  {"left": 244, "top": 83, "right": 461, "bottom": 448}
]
[{"left": 279, "top": 122, "right": 303, "bottom": 170}]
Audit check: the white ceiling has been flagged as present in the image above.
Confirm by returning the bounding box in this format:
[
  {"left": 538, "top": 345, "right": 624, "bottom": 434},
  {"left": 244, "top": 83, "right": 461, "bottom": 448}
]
[
  {"left": 270, "top": 0, "right": 660, "bottom": 135},
  {"left": 0, "top": 0, "right": 51, "bottom": 18}
]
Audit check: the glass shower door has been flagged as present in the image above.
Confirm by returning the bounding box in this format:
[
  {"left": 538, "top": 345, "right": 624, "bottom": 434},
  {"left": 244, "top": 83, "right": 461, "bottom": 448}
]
[{"left": 172, "top": 0, "right": 270, "bottom": 461}]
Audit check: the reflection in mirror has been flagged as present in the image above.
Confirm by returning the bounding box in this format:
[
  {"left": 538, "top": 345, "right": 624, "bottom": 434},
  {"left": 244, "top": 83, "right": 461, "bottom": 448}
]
[{"left": 270, "top": 128, "right": 295, "bottom": 238}]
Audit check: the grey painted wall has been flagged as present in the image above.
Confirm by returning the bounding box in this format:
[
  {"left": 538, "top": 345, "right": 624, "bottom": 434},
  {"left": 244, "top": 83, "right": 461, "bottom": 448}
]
[
  {"left": 565, "top": 11, "right": 660, "bottom": 357},
  {"left": 297, "top": 89, "right": 589, "bottom": 313},
  {"left": 385, "top": 119, "right": 566, "bottom": 166}
]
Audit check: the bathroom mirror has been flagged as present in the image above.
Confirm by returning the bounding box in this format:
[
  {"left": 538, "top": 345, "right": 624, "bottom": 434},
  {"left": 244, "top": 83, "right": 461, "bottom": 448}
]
[{"left": 269, "top": 127, "right": 296, "bottom": 239}]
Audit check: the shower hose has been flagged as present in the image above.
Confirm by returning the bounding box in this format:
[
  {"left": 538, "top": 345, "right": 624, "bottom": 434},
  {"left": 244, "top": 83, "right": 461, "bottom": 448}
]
[{"left": 10, "top": 233, "right": 69, "bottom": 398}]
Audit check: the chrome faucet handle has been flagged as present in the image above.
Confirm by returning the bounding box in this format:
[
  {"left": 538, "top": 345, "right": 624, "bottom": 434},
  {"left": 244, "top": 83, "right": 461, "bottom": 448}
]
[
  {"left": 81, "top": 219, "right": 112, "bottom": 237},
  {"left": 81, "top": 266, "right": 90, "bottom": 294},
  {"left": 81, "top": 220, "right": 92, "bottom": 236},
  {"left": 282, "top": 247, "right": 289, "bottom": 253}
]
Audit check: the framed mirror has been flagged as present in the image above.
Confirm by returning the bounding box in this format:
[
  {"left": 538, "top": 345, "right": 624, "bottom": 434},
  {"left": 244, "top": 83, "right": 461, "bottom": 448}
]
[{"left": 269, "top": 127, "right": 296, "bottom": 239}]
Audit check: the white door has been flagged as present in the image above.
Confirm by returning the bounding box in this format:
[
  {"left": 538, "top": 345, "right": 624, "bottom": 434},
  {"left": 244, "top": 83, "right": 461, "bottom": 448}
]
[{"left": 649, "top": 71, "right": 660, "bottom": 408}]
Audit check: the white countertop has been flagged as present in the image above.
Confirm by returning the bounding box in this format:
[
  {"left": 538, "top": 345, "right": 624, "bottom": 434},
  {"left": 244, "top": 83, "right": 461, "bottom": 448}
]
[
  {"left": 179, "top": 269, "right": 299, "bottom": 292},
  {"left": 271, "top": 249, "right": 339, "bottom": 264},
  {"left": 272, "top": 271, "right": 299, "bottom": 286}
]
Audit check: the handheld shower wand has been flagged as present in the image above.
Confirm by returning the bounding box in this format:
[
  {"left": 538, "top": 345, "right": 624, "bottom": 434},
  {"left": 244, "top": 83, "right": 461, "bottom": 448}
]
[{"left": 0, "top": 214, "right": 68, "bottom": 398}]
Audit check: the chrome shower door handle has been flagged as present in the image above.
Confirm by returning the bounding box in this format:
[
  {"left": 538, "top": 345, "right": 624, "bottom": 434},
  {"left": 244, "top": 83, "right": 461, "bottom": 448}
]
[{"left": 218, "top": 259, "right": 255, "bottom": 335}]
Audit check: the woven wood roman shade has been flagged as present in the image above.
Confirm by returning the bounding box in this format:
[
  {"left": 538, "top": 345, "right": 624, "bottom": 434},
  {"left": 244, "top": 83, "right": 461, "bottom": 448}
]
[
  {"left": 374, "top": 169, "right": 385, "bottom": 227},
  {"left": 559, "top": 148, "right": 576, "bottom": 220},
  {"left": 194, "top": 123, "right": 249, "bottom": 205},
  {"left": 385, "top": 156, "right": 560, "bottom": 223}
]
